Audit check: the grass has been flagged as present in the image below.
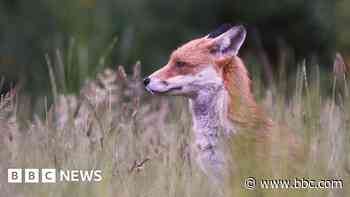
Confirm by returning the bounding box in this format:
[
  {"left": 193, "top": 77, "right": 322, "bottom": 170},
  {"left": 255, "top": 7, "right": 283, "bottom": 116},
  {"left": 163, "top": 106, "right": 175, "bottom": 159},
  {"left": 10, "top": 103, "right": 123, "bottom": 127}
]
[{"left": 0, "top": 57, "right": 349, "bottom": 197}]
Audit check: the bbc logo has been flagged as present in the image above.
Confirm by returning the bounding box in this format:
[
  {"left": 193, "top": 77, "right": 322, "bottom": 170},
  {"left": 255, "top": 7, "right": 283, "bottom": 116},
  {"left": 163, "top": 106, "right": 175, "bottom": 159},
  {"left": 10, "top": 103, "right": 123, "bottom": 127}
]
[
  {"left": 8, "top": 168, "right": 56, "bottom": 183},
  {"left": 8, "top": 168, "right": 102, "bottom": 183}
]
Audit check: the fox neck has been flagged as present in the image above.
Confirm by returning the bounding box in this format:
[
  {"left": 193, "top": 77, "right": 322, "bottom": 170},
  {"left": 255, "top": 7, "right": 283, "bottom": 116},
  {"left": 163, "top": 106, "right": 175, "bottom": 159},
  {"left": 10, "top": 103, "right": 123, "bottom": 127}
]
[
  {"left": 188, "top": 59, "right": 271, "bottom": 180},
  {"left": 189, "top": 57, "right": 270, "bottom": 140},
  {"left": 189, "top": 84, "right": 232, "bottom": 143},
  {"left": 189, "top": 78, "right": 235, "bottom": 155},
  {"left": 223, "top": 57, "right": 271, "bottom": 131}
]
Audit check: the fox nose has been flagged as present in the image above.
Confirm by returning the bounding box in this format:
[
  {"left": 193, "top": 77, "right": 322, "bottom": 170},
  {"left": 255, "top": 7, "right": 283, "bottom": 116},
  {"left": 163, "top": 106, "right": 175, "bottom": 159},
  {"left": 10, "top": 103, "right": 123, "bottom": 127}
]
[{"left": 143, "top": 77, "right": 150, "bottom": 86}]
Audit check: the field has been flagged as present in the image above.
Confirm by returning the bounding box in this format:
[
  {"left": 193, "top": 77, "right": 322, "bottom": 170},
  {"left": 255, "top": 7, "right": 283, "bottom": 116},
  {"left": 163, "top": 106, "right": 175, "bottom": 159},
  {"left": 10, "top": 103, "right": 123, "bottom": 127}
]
[{"left": 0, "top": 59, "right": 349, "bottom": 197}]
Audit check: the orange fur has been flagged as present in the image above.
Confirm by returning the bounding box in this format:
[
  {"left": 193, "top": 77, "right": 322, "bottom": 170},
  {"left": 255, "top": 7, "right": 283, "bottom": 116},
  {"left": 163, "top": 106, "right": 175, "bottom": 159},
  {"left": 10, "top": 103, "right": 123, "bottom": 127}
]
[
  {"left": 154, "top": 37, "right": 272, "bottom": 131},
  {"left": 151, "top": 38, "right": 219, "bottom": 80},
  {"left": 220, "top": 56, "right": 272, "bottom": 131}
]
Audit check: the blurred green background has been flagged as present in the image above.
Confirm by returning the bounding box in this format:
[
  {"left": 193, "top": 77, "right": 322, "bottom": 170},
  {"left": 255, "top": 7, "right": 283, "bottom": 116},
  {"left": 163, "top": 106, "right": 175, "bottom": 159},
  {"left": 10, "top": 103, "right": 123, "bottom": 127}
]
[
  {"left": 0, "top": 2, "right": 349, "bottom": 196},
  {"left": 0, "top": 0, "right": 348, "bottom": 96}
]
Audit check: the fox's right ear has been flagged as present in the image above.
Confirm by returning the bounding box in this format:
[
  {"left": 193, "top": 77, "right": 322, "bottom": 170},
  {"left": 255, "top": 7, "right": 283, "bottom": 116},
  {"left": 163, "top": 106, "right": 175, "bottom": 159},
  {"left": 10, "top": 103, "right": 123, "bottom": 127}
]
[{"left": 208, "top": 25, "right": 246, "bottom": 57}]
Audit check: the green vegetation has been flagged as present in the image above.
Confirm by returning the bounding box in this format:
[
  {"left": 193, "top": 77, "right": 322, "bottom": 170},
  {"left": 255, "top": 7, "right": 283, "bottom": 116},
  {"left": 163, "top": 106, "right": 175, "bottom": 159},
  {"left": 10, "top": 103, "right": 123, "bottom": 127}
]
[{"left": 0, "top": 0, "right": 346, "bottom": 95}]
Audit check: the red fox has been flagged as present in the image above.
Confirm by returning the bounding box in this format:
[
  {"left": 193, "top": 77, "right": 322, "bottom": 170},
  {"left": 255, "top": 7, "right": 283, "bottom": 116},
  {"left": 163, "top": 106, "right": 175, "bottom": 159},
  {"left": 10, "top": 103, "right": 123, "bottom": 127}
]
[{"left": 144, "top": 25, "right": 302, "bottom": 183}]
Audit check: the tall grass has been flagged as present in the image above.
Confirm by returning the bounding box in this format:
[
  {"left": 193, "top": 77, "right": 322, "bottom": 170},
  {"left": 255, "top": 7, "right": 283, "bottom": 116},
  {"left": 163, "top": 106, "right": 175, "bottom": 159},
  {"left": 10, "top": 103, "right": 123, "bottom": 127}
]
[{"left": 0, "top": 55, "right": 349, "bottom": 197}]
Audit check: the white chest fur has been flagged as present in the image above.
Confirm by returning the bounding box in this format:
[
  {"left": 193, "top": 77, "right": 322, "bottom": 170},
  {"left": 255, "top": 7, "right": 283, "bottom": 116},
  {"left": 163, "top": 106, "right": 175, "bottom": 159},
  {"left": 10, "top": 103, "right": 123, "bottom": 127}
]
[{"left": 188, "top": 67, "right": 235, "bottom": 181}]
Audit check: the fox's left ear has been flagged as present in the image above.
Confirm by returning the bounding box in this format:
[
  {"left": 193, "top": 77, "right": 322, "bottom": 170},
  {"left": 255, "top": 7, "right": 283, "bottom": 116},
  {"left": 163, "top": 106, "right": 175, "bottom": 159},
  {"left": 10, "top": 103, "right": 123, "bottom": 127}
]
[{"left": 208, "top": 25, "right": 246, "bottom": 57}]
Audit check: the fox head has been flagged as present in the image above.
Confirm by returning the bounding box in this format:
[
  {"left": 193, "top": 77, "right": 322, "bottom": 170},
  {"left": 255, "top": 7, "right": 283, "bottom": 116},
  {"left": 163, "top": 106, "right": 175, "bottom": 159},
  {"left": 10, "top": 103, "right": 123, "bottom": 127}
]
[{"left": 144, "top": 25, "right": 246, "bottom": 97}]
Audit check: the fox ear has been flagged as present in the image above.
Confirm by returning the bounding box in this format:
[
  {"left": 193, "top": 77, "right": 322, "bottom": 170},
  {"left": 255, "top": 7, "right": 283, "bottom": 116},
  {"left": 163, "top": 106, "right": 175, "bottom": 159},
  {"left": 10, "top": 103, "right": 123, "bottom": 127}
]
[{"left": 208, "top": 25, "right": 246, "bottom": 57}]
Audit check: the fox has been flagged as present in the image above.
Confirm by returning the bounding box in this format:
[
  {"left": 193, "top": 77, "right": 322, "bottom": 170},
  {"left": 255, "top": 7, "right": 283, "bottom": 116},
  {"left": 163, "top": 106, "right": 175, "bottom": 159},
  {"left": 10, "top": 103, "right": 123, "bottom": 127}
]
[{"left": 143, "top": 24, "right": 303, "bottom": 183}]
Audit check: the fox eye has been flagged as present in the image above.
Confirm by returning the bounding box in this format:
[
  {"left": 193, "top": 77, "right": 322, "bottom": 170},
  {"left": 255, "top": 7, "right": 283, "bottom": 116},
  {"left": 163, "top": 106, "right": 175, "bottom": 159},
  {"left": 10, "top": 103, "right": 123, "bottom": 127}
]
[{"left": 175, "top": 61, "right": 186, "bottom": 68}]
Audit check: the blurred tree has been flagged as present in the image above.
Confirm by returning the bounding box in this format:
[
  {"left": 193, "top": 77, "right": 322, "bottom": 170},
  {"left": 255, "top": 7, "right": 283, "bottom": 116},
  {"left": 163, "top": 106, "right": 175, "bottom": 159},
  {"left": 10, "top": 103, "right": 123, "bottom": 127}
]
[{"left": 0, "top": 0, "right": 343, "bottom": 96}]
